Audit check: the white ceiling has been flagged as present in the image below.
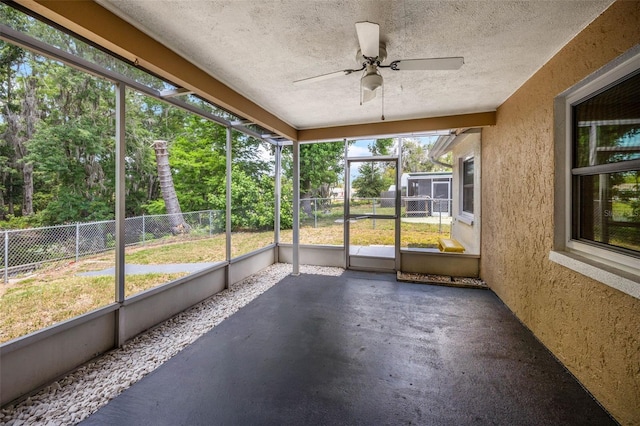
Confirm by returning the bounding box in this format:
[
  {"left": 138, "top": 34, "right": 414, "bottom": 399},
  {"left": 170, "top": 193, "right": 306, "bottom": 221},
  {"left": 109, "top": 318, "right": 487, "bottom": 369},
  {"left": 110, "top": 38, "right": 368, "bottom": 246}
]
[{"left": 97, "top": 0, "right": 614, "bottom": 131}]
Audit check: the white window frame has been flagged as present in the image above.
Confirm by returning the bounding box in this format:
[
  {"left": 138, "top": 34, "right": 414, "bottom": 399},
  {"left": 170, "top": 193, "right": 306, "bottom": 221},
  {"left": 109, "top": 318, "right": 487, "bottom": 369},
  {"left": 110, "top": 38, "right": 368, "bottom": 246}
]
[
  {"left": 551, "top": 45, "right": 640, "bottom": 299},
  {"left": 461, "top": 157, "right": 474, "bottom": 217}
]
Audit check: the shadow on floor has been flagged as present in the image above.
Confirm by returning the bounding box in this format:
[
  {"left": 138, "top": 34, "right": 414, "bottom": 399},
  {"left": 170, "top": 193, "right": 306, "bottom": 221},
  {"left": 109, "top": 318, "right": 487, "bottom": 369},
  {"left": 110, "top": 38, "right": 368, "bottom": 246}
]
[{"left": 81, "top": 270, "right": 615, "bottom": 425}]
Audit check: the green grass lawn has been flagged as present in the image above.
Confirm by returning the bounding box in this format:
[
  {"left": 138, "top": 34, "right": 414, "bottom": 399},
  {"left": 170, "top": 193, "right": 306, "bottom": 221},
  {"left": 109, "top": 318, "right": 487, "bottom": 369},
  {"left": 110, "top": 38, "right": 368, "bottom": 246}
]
[{"left": 0, "top": 222, "right": 450, "bottom": 343}]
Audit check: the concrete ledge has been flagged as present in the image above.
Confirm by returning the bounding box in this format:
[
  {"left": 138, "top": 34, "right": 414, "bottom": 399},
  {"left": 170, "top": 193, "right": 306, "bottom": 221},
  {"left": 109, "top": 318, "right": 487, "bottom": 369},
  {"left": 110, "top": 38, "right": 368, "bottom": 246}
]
[
  {"left": 278, "top": 244, "right": 345, "bottom": 268},
  {"left": 401, "top": 250, "right": 480, "bottom": 277},
  {"left": 0, "top": 308, "right": 116, "bottom": 405}
]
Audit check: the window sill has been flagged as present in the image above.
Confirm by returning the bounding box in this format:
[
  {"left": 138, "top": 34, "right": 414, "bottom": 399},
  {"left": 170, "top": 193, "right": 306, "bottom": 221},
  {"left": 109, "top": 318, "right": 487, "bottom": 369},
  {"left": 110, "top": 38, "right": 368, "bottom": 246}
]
[
  {"left": 456, "top": 214, "right": 474, "bottom": 225},
  {"left": 549, "top": 250, "right": 640, "bottom": 300}
]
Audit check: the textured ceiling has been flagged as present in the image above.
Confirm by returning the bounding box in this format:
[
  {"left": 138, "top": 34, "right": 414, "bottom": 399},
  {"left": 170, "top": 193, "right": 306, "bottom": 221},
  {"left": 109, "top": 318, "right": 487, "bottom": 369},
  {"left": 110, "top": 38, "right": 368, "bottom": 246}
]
[{"left": 96, "top": 0, "right": 614, "bottom": 130}]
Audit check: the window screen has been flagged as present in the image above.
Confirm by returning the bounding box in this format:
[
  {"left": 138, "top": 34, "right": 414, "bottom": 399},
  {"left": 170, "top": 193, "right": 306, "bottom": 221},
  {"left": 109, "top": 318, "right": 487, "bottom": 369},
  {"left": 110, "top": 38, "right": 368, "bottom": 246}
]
[
  {"left": 572, "top": 71, "right": 640, "bottom": 256},
  {"left": 462, "top": 158, "right": 474, "bottom": 214}
]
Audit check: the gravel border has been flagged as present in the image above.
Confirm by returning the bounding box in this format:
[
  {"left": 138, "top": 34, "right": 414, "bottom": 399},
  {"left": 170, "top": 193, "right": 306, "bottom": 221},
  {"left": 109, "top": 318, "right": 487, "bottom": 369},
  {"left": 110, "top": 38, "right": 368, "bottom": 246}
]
[
  {"left": 396, "top": 271, "right": 487, "bottom": 289},
  {"left": 0, "top": 263, "right": 344, "bottom": 426}
]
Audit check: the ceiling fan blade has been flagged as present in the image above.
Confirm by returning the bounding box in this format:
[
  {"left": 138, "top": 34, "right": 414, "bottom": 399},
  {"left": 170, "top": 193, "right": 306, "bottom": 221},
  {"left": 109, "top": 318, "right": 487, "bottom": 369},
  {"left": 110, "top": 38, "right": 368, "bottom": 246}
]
[
  {"left": 393, "top": 57, "right": 464, "bottom": 71},
  {"left": 293, "top": 69, "right": 351, "bottom": 86},
  {"left": 355, "top": 21, "right": 379, "bottom": 58}
]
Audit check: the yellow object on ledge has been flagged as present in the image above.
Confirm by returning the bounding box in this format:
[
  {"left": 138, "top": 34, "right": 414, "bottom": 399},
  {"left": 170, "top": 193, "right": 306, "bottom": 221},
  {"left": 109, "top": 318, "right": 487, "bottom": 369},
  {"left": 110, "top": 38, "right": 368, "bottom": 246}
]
[{"left": 438, "top": 238, "right": 465, "bottom": 253}]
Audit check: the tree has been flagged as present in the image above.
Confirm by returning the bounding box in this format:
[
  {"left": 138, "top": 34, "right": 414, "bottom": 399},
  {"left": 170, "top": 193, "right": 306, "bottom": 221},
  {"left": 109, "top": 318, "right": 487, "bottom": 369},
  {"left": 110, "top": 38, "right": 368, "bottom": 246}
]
[
  {"left": 370, "top": 138, "right": 393, "bottom": 156},
  {"left": 281, "top": 141, "right": 346, "bottom": 218},
  {"left": 161, "top": 117, "right": 226, "bottom": 213},
  {"left": 352, "top": 162, "right": 391, "bottom": 198},
  {"left": 27, "top": 118, "right": 113, "bottom": 223},
  {"left": 153, "top": 140, "right": 190, "bottom": 233},
  {"left": 400, "top": 139, "right": 429, "bottom": 173},
  {"left": 300, "top": 142, "right": 344, "bottom": 199},
  {"left": 208, "top": 166, "right": 281, "bottom": 231},
  {"left": 1, "top": 49, "right": 39, "bottom": 217},
  {"left": 352, "top": 138, "right": 394, "bottom": 198}
]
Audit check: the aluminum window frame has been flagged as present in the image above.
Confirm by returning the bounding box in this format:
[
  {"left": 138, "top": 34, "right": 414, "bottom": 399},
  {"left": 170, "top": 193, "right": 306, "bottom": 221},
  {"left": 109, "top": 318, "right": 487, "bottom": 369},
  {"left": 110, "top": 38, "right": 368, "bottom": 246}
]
[{"left": 552, "top": 45, "right": 640, "bottom": 299}]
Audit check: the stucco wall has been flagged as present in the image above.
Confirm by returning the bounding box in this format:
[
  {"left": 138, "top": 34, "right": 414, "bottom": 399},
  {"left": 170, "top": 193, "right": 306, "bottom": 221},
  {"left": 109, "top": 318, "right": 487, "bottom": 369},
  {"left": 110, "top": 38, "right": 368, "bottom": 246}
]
[{"left": 481, "top": 2, "right": 640, "bottom": 425}]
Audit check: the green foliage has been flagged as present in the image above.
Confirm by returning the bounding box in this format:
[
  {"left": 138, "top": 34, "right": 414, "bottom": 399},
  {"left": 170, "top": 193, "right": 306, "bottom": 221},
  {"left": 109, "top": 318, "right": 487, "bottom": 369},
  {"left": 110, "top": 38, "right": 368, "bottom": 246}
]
[
  {"left": 209, "top": 167, "right": 279, "bottom": 231},
  {"left": 352, "top": 161, "right": 392, "bottom": 198},
  {"left": 617, "top": 171, "right": 640, "bottom": 221},
  {"left": 27, "top": 117, "right": 114, "bottom": 222},
  {"left": 142, "top": 199, "right": 167, "bottom": 215},
  {"left": 284, "top": 141, "right": 346, "bottom": 198},
  {"left": 279, "top": 177, "right": 294, "bottom": 229},
  {"left": 371, "top": 138, "right": 393, "bottom": 156},
  {"left": 169, "top": 117, "right": 226, "bottom": 212},
  {"left": 400, "top": 138, "right": 451, "bottom": 173},
  {"left": 401, "top": 139, "right": 430, "bottom": 172},
  {"left": 0, "top": 213, "right": 44, "bottom": 229}
]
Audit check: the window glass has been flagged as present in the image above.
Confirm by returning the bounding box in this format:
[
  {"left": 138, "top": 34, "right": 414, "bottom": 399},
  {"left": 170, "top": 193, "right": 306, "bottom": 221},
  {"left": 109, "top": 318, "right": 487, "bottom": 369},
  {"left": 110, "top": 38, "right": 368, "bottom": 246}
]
[
  {"left": 574, "top": 72, "right": 640, "bottom": 168},
  {"left": 576, "top": 172, "right": 640, "bottom": 253},
  {"left": 572, "top": 71, "right": 640, "bottom": 256},
  {"left": 462, "top": 158, "right": 474, "bottom": 214}
]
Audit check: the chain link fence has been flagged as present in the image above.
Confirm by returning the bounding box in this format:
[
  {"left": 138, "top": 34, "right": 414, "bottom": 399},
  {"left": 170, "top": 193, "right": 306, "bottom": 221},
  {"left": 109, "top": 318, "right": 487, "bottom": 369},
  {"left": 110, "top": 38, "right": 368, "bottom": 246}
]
[
  {"left": 2, "top": 199, "right": 454, "bottom": 282},
  {"left": 299, "top": 197, "right": 453, "bottom": 224},
  {"left": 1, "top": 210, "right": 224, "bottom": 282}
]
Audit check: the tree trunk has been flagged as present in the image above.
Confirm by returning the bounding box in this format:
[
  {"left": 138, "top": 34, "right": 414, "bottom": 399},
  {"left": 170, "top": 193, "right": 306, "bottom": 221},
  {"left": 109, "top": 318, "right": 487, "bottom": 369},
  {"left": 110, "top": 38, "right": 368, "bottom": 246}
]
[
  {"left": 301, "top": 188, "right": 314, "bottom": 219},
  {"left": 0, "top": 187, "right": 5, "bottom": 221},
  {"left": 3, "top": 76, "right": 38, "bottom": 217},
  {"left": 153, "top": 140, "right": 190, "bottom": 234},
  {"left": 19, "top": 77, "right": 38, "bottom": 216},
  {"left": 21, "top": 162, "right": 34, "bottom": 216}
]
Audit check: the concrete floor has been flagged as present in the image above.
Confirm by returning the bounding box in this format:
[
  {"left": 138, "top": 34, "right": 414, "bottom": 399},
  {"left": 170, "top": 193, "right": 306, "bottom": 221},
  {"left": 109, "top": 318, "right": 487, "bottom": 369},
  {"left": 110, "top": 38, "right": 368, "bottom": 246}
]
[{"left": 81, "top": 270, "right": 615, "bottom": 425}]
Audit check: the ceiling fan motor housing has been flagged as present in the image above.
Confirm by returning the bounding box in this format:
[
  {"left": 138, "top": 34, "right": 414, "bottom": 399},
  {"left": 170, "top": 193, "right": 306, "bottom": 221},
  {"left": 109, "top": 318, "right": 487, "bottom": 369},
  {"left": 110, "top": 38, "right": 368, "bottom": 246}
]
[{"left": 356, "top": 43, "right": 387, "bottom": 65}]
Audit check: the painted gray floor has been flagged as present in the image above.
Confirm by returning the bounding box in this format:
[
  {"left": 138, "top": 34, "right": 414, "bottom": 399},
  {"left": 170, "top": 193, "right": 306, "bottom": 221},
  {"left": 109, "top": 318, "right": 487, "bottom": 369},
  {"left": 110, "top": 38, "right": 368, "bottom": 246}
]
[{"left": 81, "top": 270, "right": 615, "bottom": 426}]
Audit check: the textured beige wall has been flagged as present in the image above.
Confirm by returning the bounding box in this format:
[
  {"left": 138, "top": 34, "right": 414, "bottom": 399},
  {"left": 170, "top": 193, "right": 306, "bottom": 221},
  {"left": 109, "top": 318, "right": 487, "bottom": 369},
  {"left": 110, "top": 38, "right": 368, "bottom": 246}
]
[
  {"left": 451, "top": 133, "right": 481, "bottom": 255},
  {"left": 481, "top": 2, "right": 640, "bottom": 425}
]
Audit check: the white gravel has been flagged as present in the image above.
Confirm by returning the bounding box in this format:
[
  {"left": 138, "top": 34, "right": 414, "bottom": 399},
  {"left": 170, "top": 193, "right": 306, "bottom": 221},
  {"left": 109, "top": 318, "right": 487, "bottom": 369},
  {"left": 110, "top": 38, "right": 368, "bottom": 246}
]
[{"left": 0, "top": 263, "right": 344, "bottom": 426}]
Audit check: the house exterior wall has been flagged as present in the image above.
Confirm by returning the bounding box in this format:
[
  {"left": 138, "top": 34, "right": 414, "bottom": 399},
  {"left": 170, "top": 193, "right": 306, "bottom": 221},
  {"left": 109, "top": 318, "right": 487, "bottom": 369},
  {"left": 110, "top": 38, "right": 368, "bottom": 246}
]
[
  {"left": 481, "top": 2, "right": 640, "bottom": 424},
  {"left": 451, "top": 133, "right": 481, "bottom": 255}
]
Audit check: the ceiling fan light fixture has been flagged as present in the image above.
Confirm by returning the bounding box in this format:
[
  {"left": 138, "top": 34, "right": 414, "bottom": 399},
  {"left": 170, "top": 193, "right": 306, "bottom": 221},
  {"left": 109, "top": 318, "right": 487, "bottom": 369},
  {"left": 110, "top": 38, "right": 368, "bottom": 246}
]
[{"left": 361, "top": 65, "right": 383, "bottom": 91}]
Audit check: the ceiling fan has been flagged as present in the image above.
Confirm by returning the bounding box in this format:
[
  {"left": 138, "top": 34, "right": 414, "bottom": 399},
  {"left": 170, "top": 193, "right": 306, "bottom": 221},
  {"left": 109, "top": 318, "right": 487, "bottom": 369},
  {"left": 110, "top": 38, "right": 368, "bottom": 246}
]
[{"left": 293, "top": 21, "right": 464, "bottom": 108}]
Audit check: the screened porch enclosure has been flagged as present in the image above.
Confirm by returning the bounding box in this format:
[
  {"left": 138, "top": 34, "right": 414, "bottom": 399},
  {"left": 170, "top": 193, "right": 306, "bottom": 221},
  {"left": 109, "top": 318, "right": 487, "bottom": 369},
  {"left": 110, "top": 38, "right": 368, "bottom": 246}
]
[
  {"left": 2, "top": 1, "right": 638, "bottom": 424},
  {"left": 0, "top": 7, "right": 476, "bottom": 408}
]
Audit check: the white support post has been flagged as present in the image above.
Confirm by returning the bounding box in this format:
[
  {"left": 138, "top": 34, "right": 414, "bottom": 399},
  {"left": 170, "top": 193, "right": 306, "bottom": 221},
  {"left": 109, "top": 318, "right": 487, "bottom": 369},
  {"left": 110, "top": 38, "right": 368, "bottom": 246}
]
[
  {"left": 75, "top": 222, "right": 80, "bottom": 262},
  {"left": 274, "top": 145, "right": 282, "bottom": 262},
  {"left": 292, "top": 140, "right": 300, "bottom": 276},
  {"left": 344, "top": 139, "right": 349, "bottom": 269},
  {"left": 225, "top": 126, "right": 232, "bottom": 288},
  {"left": 115, "top": 82, "right": 127, "bottom": 346},
  {"left": 395, "top": 140, "right": 402, "bottom": 271},
  {"left": 4, "top": 231, "right": 8, "bottom": 284}
]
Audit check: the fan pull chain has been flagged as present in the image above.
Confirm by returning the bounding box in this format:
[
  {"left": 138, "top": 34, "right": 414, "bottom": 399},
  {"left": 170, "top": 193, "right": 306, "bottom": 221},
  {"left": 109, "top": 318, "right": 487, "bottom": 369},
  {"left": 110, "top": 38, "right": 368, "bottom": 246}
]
[{"left": 381, "top": 80, "right": 385, "bottom": 120}]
